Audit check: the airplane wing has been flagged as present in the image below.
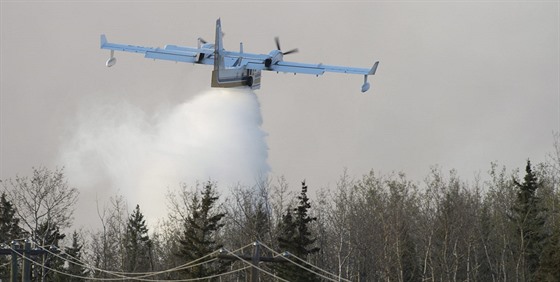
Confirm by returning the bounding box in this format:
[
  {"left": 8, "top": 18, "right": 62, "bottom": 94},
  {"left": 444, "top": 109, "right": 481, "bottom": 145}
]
[
  {"left": 243, "top": 58, "right": 379, "bottom": 92},
  {"left": 100, "top": 35, "right": 214, "bottom": 65},
  {"left": 101, "top": 34, "right": 378, "bottom": 76},
  {"left": 245, "top": 59, "right": 379, "bottom": 76},
  {"left": 223, "top": 51, "right": 270, "bottom": 61}
]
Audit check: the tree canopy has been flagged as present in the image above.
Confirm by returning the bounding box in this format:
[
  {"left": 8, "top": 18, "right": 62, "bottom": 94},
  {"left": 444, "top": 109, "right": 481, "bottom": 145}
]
[{"left": 1, "top": 156, "right": 560, "bottom": 281}]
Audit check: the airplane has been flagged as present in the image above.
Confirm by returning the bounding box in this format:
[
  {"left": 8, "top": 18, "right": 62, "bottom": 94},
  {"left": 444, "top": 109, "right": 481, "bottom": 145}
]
[{"left": 100, "top": 18, "right": 379, "bottom": 93}]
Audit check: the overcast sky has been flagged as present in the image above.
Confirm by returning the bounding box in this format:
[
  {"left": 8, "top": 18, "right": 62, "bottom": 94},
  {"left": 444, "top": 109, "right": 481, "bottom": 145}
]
[{"left": 1, "top": 2, "right": 559, "bottom": 225}]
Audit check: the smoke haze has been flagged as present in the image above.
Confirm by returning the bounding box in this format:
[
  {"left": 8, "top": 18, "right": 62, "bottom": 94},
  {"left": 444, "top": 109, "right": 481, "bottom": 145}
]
[{"left": 59, "top": 88, "right": 269, "bottom": 224}]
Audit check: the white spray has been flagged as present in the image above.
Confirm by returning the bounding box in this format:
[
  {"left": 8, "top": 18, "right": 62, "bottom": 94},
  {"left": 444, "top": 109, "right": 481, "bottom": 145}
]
[{"left": 59, "top": 88, "right": 270, "bottom": 224}]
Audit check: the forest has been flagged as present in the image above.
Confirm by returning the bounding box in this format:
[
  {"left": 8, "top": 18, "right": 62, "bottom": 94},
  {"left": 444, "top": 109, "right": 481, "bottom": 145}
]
[{"left": 1, "top": 139, "right": 560, "bottom": 281}]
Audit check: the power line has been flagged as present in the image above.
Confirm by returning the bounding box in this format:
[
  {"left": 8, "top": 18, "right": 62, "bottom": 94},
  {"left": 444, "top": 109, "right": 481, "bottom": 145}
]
[
  {"left": 5, "top": 243, "right": 253, "bottom": 282},
  {"left": 33, "top": 241, "right": 222, "bottom": 279},
  {"left": 2, "top": 240, "right": 257, "bottom": 281},
  {"left": 38, "top": 239, "right": 253, "bottom": 278},
  {"left": 219, "top": 244, "right": 290, "bottom": 282},
  {"left": 3, "top": 240, "right": 346, "bottom": 281},
  {"left": 259, "top": 241, "right": 350, "bottom": 282}
]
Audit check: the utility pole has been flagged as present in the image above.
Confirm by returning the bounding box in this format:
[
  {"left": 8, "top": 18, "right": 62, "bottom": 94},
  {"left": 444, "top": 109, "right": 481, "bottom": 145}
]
[
  {"left": 251, "top": 242, "right": 260, "bottom": 282},
  {"left": 0, "top": 241, "right": 22, "bottom": 282},
  {"left": 22, "top": 242, "right": 31, "bottom": 282},
  {"left": 217, "top": 241, "right": 288, "bottom": 282},
  {"left": 10, "top": 242, "right": 19, "bottom": 282},
  {"left": 0, "top": 240, "right": 59, "bottom": 282}
]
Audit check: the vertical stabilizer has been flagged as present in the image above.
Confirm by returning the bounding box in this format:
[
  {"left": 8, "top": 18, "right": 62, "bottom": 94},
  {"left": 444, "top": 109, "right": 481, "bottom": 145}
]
[{"left": 214, "top": 18, "right": 225, "bottom": 70}]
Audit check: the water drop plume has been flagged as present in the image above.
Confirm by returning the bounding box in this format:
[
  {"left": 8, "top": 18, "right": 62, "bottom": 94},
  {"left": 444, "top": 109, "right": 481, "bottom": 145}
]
[{"left": 59, "top": 88, "right": 269, "bottom": 223}]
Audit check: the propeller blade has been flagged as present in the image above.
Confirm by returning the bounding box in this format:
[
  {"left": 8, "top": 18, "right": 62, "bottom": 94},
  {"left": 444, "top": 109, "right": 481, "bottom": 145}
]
[
  {"left": 275, "top": 37, "right": 281, "bottom": 50},
  {"left": 283, "top": 48, "right": 298, "bottom": 55},
  {"left": 198, "top": 37, "right": 207, "bottom": 44},
  {"left": 274, "top": 36, "right": 297, "bottom": 56}
]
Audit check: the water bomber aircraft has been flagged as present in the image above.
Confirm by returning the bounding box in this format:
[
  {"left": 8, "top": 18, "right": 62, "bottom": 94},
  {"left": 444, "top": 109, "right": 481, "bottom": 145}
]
[{"left": 101, "top": 19, "right": 379, "bottom": 93}]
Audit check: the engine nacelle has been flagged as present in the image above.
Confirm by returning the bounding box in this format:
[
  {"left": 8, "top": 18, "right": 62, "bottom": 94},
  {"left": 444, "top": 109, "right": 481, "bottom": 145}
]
[
  {"left": 265, "top": 50, "right": 283, "bottom": 68},
  {"left": 361, "top": 82, "right": 370, "bottom": 93},
  {"left": 106, "top": 57, "right": 117, "bottom": 67},
  {"left": 246, "top": 75, "right": 254, "bottom": 87}
]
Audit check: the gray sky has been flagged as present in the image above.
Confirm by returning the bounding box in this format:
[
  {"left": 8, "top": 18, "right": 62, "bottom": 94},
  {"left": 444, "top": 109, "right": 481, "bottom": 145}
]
[{"left": 1, "top": 2, "right": 559, "bottom": 224}]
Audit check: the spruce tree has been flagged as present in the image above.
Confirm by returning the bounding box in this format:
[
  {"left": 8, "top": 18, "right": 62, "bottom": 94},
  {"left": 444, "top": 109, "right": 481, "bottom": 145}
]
[
  {"left": 125, "top": 204, "right": 153, "bottom": 273},
  {"left": 511, "top": 160, "right": 547, "bottom": 281},
  {"left": 0, "top": 192, "right": 25, "bottom": 279},
  {"left": 0, "top": 192, "right": 24, "bottom": 243},
  {"left": 292, "top": 181, "right": 320, "bottom": 258},
  {"left": 276, "top": 181, "right": 320, "bottom": 282},
  {"left": 64, "top": 231, "right": 89, "bottom": 281},
  {"left": 178, "top": 182, "right": 229, "bottom": 279},
  {"left": 277, "top": 208, "right": 297, "bottom": 254}
]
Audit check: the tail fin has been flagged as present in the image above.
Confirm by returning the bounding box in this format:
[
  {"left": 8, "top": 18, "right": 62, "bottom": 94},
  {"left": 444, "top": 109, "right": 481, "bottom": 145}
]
[{"left": 214, "top": 18, "right": 225, "bottom": 70}]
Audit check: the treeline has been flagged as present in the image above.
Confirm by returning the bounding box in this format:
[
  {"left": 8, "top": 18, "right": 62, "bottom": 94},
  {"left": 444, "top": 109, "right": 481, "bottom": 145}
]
[{"left": 1, "top": 154, "right": 560, "bottom": 281}]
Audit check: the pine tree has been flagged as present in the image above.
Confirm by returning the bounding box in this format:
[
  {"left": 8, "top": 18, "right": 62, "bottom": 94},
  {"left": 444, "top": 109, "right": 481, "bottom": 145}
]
[
  {"left": 64, "top": 231, "right": 89, "bottom": 281},
  {"left": 178, "top": 182, "right": 229, "bottom": 279},
  {"left": 511, "top": 160, "right": 547, "bottom": 281},
  {"left": 124, "top": 204, "right": 153, "bottom": 273},
  {"left": 276, "top": 181, "right": 320, "bottom": 282}
]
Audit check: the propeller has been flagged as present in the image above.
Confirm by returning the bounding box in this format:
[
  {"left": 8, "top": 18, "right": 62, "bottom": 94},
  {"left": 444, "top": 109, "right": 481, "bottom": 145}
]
[
  {"left": 275, "top": 37, "right": 298, "bottom": 55},
  {"left": 198, "top": 37, "right": 208, "bottom": 49}
]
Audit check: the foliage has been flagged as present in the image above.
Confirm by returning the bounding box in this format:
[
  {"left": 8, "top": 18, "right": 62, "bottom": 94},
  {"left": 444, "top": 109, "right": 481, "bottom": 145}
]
[
  {"left": 2, "top": 145, "right": 560, "bottom": 281},
  {"left": 0, "top": 192, "right": 25, "bottom": 243},
  {"left": 35, "top": 219, "right": 66, "bottom": 281},
  {"left": 276, "top": 181, "right": 320, "bottom": 282},
  {"left": 89, "top": 195, "right": 127, "bottom": 278},
  {"left": 125, "top": 204, "right": 153, "bottom": 273},
  {"left": 2, "top": 167, "right": 78, "bottom": 233},
  {"left": 0, "top": 192, "right": 25, "bottom": 279},
  {"left": 510, "top": 160, "right": 550, "bottom": 281},
  {"left": 64, "top": 231, "right": 89, "bottom": 281},
  {"left": 178, "top": 181, "right": 229, "bottom": 279},
  {"left": 223, "top": 183, "right": 273, "bottom": 247}
]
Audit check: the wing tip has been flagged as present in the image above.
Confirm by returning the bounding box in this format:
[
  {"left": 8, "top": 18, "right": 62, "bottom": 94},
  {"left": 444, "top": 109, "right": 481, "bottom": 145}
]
[
  {"left": 100, "top": 34, "right": 108, "bottom": 48},
  {"left": 368, "top": 61, "right": 379, "bottom": 75}
]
